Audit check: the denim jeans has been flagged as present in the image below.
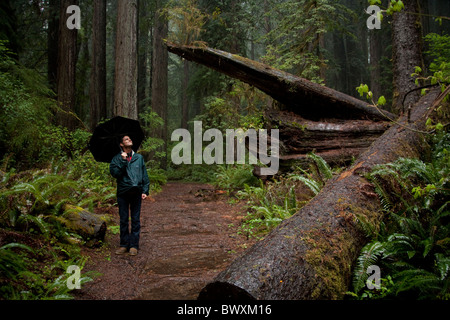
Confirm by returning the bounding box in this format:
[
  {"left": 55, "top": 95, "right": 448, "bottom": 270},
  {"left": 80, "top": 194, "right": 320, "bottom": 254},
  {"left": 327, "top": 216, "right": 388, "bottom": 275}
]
[{"left": 117, "top": 190, "right": 142, "bottom": 250}]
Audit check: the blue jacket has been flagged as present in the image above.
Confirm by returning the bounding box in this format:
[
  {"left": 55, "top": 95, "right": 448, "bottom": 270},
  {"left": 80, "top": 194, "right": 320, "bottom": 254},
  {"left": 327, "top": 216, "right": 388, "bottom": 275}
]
[{"left": 110, "top": 152, "right": 150, "bottom": 196}]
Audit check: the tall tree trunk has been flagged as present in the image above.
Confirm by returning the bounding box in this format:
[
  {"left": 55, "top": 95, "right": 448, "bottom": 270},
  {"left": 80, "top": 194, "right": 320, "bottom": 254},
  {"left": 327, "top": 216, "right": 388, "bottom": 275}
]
[
  {"left": 137, "top": 0, "right": 150, "bottom": 116},
  {"left": 107, "top": 0, "right": 118, "bottom": 119},
  {"left": 369, "top": 29, "right": 382, "bottom": 103},
  {"left": 47, "top": 0, "right": 59, "bottom": 92},
  {"left": 114, "top": 0, "right": 138, "bottom": 119},
  {"left": 151, "top": 1, "right": 168, "bottom": 168},
  {"left": 181, "top": 60, "right": 190, "bottom": 129},
  {"left": 90, "top": 0, "right": 107, "bottom": 130},
  {"left": 56, "top": 0, "right": 79, "bottom": 130},
  {"left": 392, "top": 0, "right": 424, "bottom": 114}
]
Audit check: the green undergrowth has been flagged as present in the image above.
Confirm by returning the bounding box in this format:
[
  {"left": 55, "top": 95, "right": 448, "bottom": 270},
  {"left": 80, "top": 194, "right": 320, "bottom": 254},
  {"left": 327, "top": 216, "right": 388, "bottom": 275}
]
[
  {"left": 231, "top": 153, "right": 339, "bottom": 239},
  {"left": 348, "top": 130, "right": 450, "bottom": 300},
  {"left": 0, "top": 153, "right": 165, "bottom": 300}
]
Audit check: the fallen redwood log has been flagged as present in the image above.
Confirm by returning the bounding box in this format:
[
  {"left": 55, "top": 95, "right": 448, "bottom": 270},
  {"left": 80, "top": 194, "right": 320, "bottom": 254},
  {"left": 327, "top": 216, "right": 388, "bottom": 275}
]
[
  {"left": 198, "top": 87, "right": 448, "bottom": 300},
  {"left": 166, "top": 42, "right": 395, "bottom": 122},
  {"left": 166, "top": 42, "right": 394, "bottom": 167},
  {"left": 268, "top": 110, "right": 391, "bottom": 169}
]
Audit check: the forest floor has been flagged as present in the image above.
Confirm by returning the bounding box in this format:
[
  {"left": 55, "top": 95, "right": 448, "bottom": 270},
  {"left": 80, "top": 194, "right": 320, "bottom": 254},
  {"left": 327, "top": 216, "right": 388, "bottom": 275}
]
[{"left": 74, "top": 182, "right": 255, "bottom": 300}]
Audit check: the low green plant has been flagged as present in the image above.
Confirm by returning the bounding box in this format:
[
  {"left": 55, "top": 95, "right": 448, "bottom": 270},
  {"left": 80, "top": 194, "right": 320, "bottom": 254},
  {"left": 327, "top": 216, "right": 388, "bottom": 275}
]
[
  {"left": 349, "top": 131, "right": 450, "bottom": 300},
  {"left": 214, "top": 164, "right": 260, "bottom": 191},
  {"left": 0, "top": 241, "right": 94, "bottom": 300},
  {"left": 236, "top": 154, "right": 333, "bottom": 238},
  {"left": 0, "top": 154, "right": 120, "bottom": 299},
  {"left": 289, "top": 153, "right": 333, "bottom": 195}
]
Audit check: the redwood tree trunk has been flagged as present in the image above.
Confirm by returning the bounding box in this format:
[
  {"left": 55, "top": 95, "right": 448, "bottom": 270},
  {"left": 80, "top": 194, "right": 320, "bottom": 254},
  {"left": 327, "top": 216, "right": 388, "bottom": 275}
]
[
  {"left": 181, "top": 60, "right": 190, "bottom": 129},
  {"left": 47, "top": 0, "right": 59, "bottom": 92},
  {"left": 56, "top": 0, "right": 78, "bottom": 130},
  {"left": 90, "top": 0, "right": 107, "bottom": 130},
  {"left": 198, "top": 88, "right": 447, "bottom": 300},
  {"left": 114, "top": 0, "right": 138, "bottom": 119},
  {"left": 166, "top": 42, "right": 395, "bottom": 167},
  {"left": 392, "top": 0, "right": 424, "bottom": 114},
  {"left": 151, "top": 1, "right": 168, "bottom": 168}
]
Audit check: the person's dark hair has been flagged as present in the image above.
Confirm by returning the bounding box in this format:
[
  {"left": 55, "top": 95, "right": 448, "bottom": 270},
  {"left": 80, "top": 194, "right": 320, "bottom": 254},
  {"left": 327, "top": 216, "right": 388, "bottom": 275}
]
[{"left": 118, "top": 135, "right": 128, "bottom": 144}]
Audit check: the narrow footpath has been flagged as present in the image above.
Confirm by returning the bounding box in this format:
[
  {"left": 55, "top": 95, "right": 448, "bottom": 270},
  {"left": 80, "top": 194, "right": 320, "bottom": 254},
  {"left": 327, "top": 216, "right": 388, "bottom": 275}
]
[{"left": 75, "top": 182, "right": 253, "bottom": 300}]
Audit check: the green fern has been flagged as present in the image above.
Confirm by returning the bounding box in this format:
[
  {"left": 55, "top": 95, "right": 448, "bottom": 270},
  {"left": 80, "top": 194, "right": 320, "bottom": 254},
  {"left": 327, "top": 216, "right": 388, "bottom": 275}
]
[
  {"left": 289, "top": 175, "right": 321, "bottom": 195},
  {"left": 307, "top": 152, "right": 333, "bottom": 181},
  {"left": 353, "top": 241, "right": 386, "bottom": 292},
  {"left": 0, "top": 243, "right": 34, "bottom": 279},
  {"left": 370, "top": 176, "right": 393, "bottom": 212},
  {"left": 350, "top": 132, "right": 450, "bottom": 299}
]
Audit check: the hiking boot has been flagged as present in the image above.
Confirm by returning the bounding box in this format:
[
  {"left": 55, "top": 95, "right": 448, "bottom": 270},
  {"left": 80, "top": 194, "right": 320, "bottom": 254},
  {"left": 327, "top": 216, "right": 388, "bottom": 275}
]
[
  {"left": 129, "top": 248, "right": 138, "bottom": 256},
  {"left": 115, "top": 247, "right": 128, "bottom": 255}
]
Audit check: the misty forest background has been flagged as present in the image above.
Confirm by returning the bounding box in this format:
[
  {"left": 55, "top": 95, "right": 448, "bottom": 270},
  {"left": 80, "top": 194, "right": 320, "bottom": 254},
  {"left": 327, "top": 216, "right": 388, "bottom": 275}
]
[
  {"left": 0, "top": 0, "right": 450, "bottom": 300},
  {"left": 1, "top": 0, "right": 449, "bottom": 171}
]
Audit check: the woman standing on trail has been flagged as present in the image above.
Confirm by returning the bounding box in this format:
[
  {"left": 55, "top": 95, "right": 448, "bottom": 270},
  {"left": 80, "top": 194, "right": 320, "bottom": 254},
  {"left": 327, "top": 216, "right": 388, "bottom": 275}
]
[{"left": 110, "top": 135, "right": 150, "bottom": 256}]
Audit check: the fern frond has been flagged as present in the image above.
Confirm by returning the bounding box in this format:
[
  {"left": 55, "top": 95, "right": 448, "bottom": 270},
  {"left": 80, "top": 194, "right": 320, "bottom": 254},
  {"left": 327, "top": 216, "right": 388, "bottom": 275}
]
[
  {"left": 290, "top": 175, "right": 321, "bottom": 195},
  {"left": 435, "top": 254, "right": 450, "bottom": 281},
  {"left": 384, "top": 233, "right": 416, "bottom": 259},
  {"left": 307, "top": 152, "right": 333, "bottom": 180},
  {"left": 370, "top": 176, "right": 393, "bottom": 212},
  {"left": 393, "top": 268, "right": 441, "bottom": 298},
  {"left": 0, "top": 243, "right": 34, "bottom": 279},
  {"left": 353, "top": 241, "right": 385, "bottom": 292},
  {"left": 396, "top": 158, "right": 437, "bottom": 184},
  {"left": 354, "top": 212, "right": 378, "bottom": 239}
]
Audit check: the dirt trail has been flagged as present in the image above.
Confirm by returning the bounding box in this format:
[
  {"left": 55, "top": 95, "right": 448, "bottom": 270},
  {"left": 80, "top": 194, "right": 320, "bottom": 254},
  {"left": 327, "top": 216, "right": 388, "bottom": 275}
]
[{"left": 75, "top": 182, "right": 253, "bottom": 300}]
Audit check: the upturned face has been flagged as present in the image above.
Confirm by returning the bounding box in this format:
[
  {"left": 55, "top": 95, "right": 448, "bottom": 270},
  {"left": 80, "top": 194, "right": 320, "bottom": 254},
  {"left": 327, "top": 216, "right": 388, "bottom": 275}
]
[{"left": 120, "top": 136, "right": 133, "bottom": 148}]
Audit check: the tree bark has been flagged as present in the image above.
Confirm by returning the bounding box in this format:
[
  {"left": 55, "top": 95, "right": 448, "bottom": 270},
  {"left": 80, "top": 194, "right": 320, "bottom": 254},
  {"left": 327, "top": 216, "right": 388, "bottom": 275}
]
[
  {"left": 61, "top": 205, "right": 106, "bottom": 242},
  {"left": 198, "top": 88, "right": 447, "bottom": 300},
  {"left": 90, "top": 0, "right": 107, "bottom": 130},
  {"left": 392, "top": 0, "right": 424, "bottom": 114},
  {"left": 151, "top": 2, "right": 168, "bottom": 168},
  {"left": 56, "top": 0, "right": 79, "bottom": 130},
  {"left": 181, "top": 60, "right": 190, "bottom": 129},
  {"left": 166, "top": 42, "right": 394, "bottom": 122},
  {"left": 47, "top": 0, "right": 59, "bottom": 92},
  {"left": 369, "top": 29, "right": 382, "bottom": 103},
  {"left": 114, "top": 0, "right": 138, "bottom": 119},
  {"left": 137, "top": 0, "right": 150, "bottom": 116},
  {"left": 268, "top": 110, "right": 391, "bottom": 169}
]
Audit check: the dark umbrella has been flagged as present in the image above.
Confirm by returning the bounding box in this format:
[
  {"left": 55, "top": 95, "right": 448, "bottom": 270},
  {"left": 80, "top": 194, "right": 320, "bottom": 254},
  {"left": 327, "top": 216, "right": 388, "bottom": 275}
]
[{"left": 88, "top": 116, "right": 145, "bottom": 163}]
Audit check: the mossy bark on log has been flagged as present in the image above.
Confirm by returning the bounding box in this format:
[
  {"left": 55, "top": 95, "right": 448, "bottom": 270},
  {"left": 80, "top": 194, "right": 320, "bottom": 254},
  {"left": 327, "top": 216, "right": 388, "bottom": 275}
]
[
  {"left": 61, "top": 205, "right": 107, "bottom": 242},
  {"left": 198, "top": 88, "right": 446, "bottom": 300},
  {"left": 268, "top": 110, "right": 391, "bottom": 169}
]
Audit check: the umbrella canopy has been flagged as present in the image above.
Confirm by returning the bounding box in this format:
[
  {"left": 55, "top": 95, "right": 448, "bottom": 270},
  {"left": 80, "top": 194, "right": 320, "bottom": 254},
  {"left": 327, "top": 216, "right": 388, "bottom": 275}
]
[{"left": 88, "top": 116, "right": 145, "bottom": 163}]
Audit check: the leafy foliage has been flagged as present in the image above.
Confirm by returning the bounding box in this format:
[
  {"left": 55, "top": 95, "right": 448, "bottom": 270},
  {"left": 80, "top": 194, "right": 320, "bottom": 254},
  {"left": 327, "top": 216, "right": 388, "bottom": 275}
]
[
  {"left": 165, "top": 0, "right": 208, "bottom": 47},
  {"left": 236, "top": 153, "right": 334, "bottom": 238},
  {"left": 350, "top": 131, "right": 450, "bottom": 299},
  {"left": 0, "top": 40, "right": 88, "bottom": 170},
  {"left": 424, "top": 33, "right": 450, "bottom": 90},
  {"left": 262, "top": 0, "right": 351, "bottom": 83},
  {"left": 0, "top": 241, "right": 95, "bottom": 300},
  {"left": 0, "top": 154, "right": 121, "bottom": 299}
]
